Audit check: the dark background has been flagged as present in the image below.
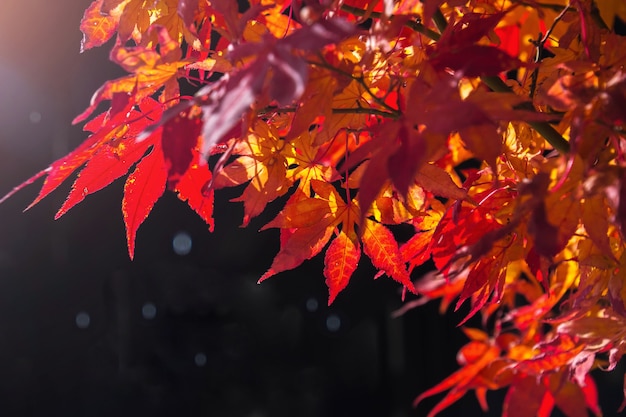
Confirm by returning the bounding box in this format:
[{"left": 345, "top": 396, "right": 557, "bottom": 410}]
[{"left": 0, "top": 1, "right": 624, "bottom": 416}]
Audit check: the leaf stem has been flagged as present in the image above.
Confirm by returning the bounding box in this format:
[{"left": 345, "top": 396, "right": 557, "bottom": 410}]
[
  {"left": 482, "top": 76, "right": 570, "bottom": 153},
  {"left": 432, "top": 8, "right": 448, "bottom": 34},
  {"left": 529, "top": 2, "right": 570, "bottom": 98},
  {"left": 260, "top": 106, "right": 400, "bottom": 119},
  {"left": 305, "top": 56, "right": 402, "bottom": 116}
]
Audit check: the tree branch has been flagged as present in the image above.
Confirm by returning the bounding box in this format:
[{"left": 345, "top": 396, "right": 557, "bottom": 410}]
[
  {"left": 482, "top": 76, "right": 570, "bottom": 154},
  {"left": 305, "top": 56, "right": 402, "bottom": 116},
  {"left": 260, "top": 106, "right": 400, "bottom": 119},
  {"left": 340, "top": 3, "right": 571, "bottom": 154},
  {"left": 339, "top": 4, "right": 441, "bottom": 40}
]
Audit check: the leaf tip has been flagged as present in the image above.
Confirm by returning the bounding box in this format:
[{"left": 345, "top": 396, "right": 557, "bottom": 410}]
[
  {"left": 406, "top": 282, "right": 418, "bottom": 295},
  {"left": 127, "top": 241, "right": 136, "bottom": 261},
  {"left": 125, "top": 223, "right": 137, "bottom": 261},
  {"left": 327, "top": 293, "right": 337, "bottom": 306},
  {"left": 258, "top": 270, "right": 275, "bottom": 284},
  {"left": 23, "top": 202, "right": 36, "bottom": 212}
]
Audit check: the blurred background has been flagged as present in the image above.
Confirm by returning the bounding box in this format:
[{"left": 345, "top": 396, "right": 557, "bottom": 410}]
[{"left": 0, "top": 1, "right": 624, "bottom": 416}]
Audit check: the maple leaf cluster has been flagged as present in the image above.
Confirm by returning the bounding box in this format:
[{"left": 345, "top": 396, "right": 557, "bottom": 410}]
[{"left": 3, "top": 0, "right": 626, "bottom": 415}]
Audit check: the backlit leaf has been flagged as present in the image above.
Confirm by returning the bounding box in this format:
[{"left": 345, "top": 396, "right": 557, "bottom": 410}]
[
  {"left": 547, "top": 371, "right": 596, "bottom": 417},
  {"left": 122, "top": 140, "right": 168, "bottom": 259},
  {"left": 215, "top": 125, "right": 292, "bottom": 226},
  {"left": 28, "top": 96, "right": 144, "bottom": 209},
  {"left": 259, "top": 219, "right": 335, "bottom": 282},
  {"left": 261, "top": 192, "right": 332, "bottom": 230},
  {"left": 80, "top": 0, "right": 119, "bottom": 53},
  {"left": 55, "top": 134, "right": 154, "bottom": 218},
  {"left": 361, "top": 219, "right": 415, "bottom": 292},
  {"left": 161, "top": 108, "right": 203, "bottom": 189},
  {"left": 284, "top": 132, "right": 335, "bottom": 196},
  {"left": 173, "top": 156, "right": 215, "bottom": 231},
  {"left": 414, "top": 341, "right": 500, "bottom": 415},
  {"left": 414, "top": 163, "right": 466, "bottom": 200},
  {"left": 324, "top": 231, "right": 361, "bottom": 304},
  {"left": 286, "top": 69, "right": 337, "bottom": 140},
  {"left": 401, "top": 200, "right": 445, "bottom": 269},
  {"left": 503, "top": 376, "right": 548, "bottom": 417},
  {"left": 582, "top": 194, "right": 616, "bottom": 261},
  {"left": 260, "top": 180, "right": 354, "bottom": 282},
  {"left": 515, "top": 334, "right": 584, "bottom": 375}
]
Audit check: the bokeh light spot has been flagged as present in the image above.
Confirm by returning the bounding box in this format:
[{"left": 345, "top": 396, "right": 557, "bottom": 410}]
[
  {"left": 326, "top": 314, "right": 341, "bottom": 332},
  {"left": 194, "top": 352, "right": 207, "bottom": 367},
  {"left": 75, "top": 312, "right": 90, "bottom": 329},
  {"left": 305, "top": 297, "right": 319, "bottom": 312},
  {"left": 29, "top": 111, "right": 41, "bottom": 124},
  {"left": 142, "top": 302, "right": 157, "bottom": 320},
  {"left": 172, "top": 231, "right": 192, "bottom": 256}
]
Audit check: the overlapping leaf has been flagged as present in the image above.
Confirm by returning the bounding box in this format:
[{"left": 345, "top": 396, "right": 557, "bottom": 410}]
[
  {"left": 4, "top": 2, "right": 626, "bottom": 417},
  {"left": 259, "top": 180, "right": 356, "bottom": 288}
]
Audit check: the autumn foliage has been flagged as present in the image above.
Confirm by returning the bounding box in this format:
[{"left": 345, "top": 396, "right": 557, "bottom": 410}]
[{"left": 3, "top": 0, "right": 626, "bottom": 415}]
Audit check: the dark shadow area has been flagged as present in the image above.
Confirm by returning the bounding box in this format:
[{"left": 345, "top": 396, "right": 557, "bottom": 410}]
[{"left": 0, "top": 1, "right": 624, "bottom": 416}]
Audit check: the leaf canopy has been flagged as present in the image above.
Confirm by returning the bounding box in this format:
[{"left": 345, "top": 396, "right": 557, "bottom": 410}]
[{"left": 3, "top": 0, "right": 626, "bottom": 415}]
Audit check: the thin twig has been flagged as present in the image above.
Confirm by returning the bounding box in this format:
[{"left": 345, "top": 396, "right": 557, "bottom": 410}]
[
  {"left": 305, "top": 56, "right": 402, "bottom": 115},
  {"left": 542, "top": 2, "right": 571, "bottom": 43},
  {"left": 482, "top": 76, "right": 570, "bottom": 153},
  {"left": 529, "top": 2, "right": 571, "bottom": 98}
]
